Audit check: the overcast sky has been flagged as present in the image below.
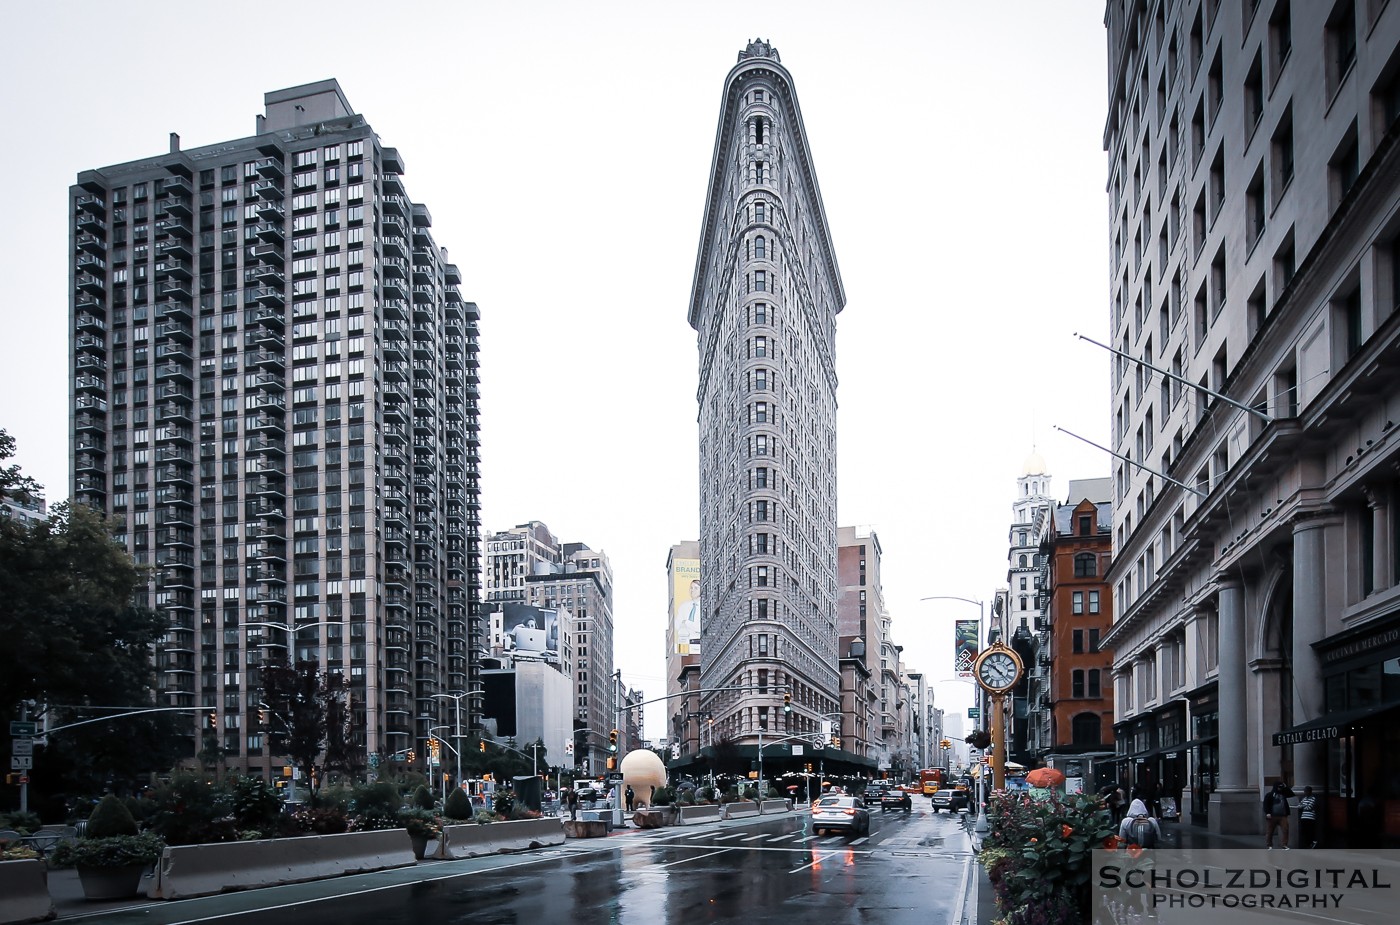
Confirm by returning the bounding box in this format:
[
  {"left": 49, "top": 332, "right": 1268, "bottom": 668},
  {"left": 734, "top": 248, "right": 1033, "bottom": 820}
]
[{"left": 0, "top": 0, "right": 1111, "bottom": 739}]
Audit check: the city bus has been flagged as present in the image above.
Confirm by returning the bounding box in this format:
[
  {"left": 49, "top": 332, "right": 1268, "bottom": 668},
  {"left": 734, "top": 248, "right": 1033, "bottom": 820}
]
[{"left": 919, "top": 767, "right": 948, "bottom": 796}]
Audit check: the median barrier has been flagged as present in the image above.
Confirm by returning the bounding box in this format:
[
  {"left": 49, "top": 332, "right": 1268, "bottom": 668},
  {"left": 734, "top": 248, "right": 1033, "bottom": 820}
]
[
  {"left": 721, "top": 802, "right": 760, "bottom": 820},
  {"left": 0, "top": 859, "right": 53, "bottom": 923},
  {"left": 437, "top": 818, "right": 565, "bottom": 859},
  {"left": 759, "top": 799, "right": 793, "bottom": 815},
  {"left": 148, "top": 829, "right": 414, "bottom": 900},
  {"left": 674, "top": 804, "right": 722, "bottom": 825}
]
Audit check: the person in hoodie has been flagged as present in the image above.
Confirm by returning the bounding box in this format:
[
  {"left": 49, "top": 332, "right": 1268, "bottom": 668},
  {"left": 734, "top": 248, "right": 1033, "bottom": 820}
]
[{"left": 1117, "top": 798, "right": 1161, "bottom": 848}]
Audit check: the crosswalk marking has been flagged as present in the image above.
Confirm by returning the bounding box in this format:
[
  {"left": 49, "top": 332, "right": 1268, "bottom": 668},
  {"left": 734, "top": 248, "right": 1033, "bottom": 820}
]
[{"left": 741, "top": 833, "right": 769, "bottom": 841}]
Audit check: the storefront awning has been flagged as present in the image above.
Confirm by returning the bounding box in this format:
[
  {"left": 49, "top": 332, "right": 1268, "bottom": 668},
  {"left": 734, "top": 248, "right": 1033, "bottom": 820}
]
[{"left": 1271, "top": 703, "right": 1400, "bottom": 747}]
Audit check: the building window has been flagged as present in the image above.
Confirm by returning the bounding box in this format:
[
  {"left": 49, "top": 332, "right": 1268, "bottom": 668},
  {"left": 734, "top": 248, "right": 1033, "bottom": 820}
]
[
  {"left": 1073, "top": 630, "right": 1085, "bottom": 653},
  {"left": 1088, "top": 590, "right": 1100, "bottom": 613},
  {"left": 1071, "top": 713, "right": 1101, "bottom": 745},
  {"left": 1089, "top": 669, "right": 1102, "bottom": 698},
  {"left": 1327, "top": 0, "right": 1358, "bottom": 93},
  {"left": 1072, "top": 591, "right": 1084, "bottom": 615},
  {"left": 1078, "top": 514, "right": 1092, "bottom": 536},
  {"left": 754, "top": 235, "right": 766, "bottom": 259},
  {"left": 1074, "top": 553, "right": 1097, "bottom": 577},
  {"left": 1072, "top": 670, "right": 1085, "bottom": 698}
]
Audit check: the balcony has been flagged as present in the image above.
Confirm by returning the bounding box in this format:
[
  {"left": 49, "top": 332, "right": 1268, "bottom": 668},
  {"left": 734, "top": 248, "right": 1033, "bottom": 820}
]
[
  {"left": 382, "top": 194, "right": 407, "bottom": 217},
  {"left": 253, "top": 222, "right": 285, "bottom": 245},
  {"left": 255, "top": 157, "right": 285, "bottom": 180},
  {"left": 75, "top": 211, "right": 107, "bottom": 234},
  {"left": 154, "top": 424, "right": 193, "bottom": 445},
  {"left": 155, "top": 465, "right": 193, "bottom": 487},
  {"left": 155, "top": 216, "right": 192, "bottom": 239},
  {"left": 159, "top": 195, "right": 191, "bottom": 219},
  {"left": 253, "top": 242, "right": 285, "bottom": 266},
  {"left": 382, "top": 257, "right": 408, "bottom": 279},
  {"left": 75, "top": 272, "right": 105, "bottom": 295},
  {"left": 244, "top": 414, "right": 284, "bottom": 440},
  {"left": 155, "top": 321, "right": 192, "bottom": 343},
  {"left": 154, "top": 362, "right": 191, "bottom": 382},
  {"left": 249, "top": 285, "right": 285, "bottom": 308},
  {"left": 158, "top": 299, "right": 192, "bottom": 322},
  {"left": 383, "top": 277, "right": 407, "bottom": 301},
  {"left": 74, "top": 412, "right": 106, "bottom": 433},
  {"left": 74, "top": 332, "right": 106, "bottom": 354},
  {"left": 246, "top": 349, "right": 285, "bottom": 372},
  {"left": 157, "top": 238, "right": 191, "bottom": 261},
  {"left": 254, "top": 265, "right": 287, "bottom": 288},
  {"left": 412, "top": 284, "right": 435, "bottom": 305},
  {"left": 75, "top": 354, "right": 107, "bottom": 374},
  {"left": 75, "top": 195, "right": 105, "bottom": 215},
  {"left": 155, "top": 257, "right": 192, "bottom": 280},
  {"left": 250, "top": 478, "right": 286, "bottom": 500},
  {"left": 255, "top": 198, "right": 285, "bottom": 222},
  {"left": 254, "top": 180, "right": 285, "bottom": 201},
  {"left": 157, "top": 280, "right": 192, "bottom": 302},
  {"left": 74, "top": 292, "right": 102, "bottom": 314}
]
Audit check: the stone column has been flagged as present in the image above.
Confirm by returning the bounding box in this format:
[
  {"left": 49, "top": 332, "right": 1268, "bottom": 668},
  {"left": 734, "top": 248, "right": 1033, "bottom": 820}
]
[
  {"left": 1292, "top": 515, "right": 1332, "bottom": 795},
  {"left": 1209, "top": 577, "right": 1257, "bottom": 835}
]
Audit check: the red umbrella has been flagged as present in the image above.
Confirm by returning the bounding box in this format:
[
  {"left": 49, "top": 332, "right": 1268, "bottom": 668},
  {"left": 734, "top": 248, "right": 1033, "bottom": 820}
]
[{"left": 1026, "top": 767, "right": 1066, "bottom": 788}]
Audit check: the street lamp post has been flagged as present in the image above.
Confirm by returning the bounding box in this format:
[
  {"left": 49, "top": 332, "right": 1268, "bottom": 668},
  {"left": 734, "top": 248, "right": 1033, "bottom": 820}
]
[
  {"left": 920, "top": 595, "right": 991, "bottom": 835},
  {"left": 430, "top": 692, "right": 468, "bottom": 796}
]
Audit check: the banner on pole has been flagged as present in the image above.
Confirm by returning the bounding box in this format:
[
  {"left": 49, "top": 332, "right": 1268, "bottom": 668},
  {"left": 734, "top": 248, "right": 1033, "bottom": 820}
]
[{"left": 955, "top": 620, "right": 980, "bottom": 678}]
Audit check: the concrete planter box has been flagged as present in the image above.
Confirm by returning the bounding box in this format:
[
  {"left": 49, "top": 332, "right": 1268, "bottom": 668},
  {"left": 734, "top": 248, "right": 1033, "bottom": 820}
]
[
  {"left": 0, "top": 859, "right": 54, "bottom": 923},
  {"left": 436, "top": 817, "right": 564, "bottom": 859},
  {"left": 721, "top": 802, "right": 761, "bottom": 820},
  {"left": 759, "top": 799, "right": 794, "bottom": 814},
  {"left": 632, "top": 809, "right": 670, "bottom": 829},
  {"left": 563, "top": 820, "right": 608, "bottom": 839},
  {"left": 674, "top": 804, "right": 722, "bottom": 825},
  {"left": 148, "top": 828, "right": 414, "bottom": 900}
]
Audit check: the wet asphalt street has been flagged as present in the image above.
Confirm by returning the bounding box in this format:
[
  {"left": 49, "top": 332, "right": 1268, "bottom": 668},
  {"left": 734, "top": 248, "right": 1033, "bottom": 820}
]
[{"left": 63, "top": 800, "right": 980, "bottom": 925}]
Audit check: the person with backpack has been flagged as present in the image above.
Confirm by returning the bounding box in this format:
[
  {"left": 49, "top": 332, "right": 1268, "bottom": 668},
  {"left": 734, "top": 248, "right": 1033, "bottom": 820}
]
[
  {"left": 1297, "top": 786, "right": 1319, "bottom": 849},
  {"left": 1117, "top": 798, "right": 1160, "bottom": 848},
  {"left": 1263, "top": 780, "right": 1296, "bottom": 849}
]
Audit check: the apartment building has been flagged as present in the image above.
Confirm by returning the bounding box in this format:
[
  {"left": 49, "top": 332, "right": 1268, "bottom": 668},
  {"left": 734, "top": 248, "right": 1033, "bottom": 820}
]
[
  {"left": 1103, "top": 0, "right": 1400, "bottom": 839},
  {"left": 68, "top": 80, "right": 484, "bottom": 774},
  {"left": 484, "top": 522, "right": 614, "bottom": 773}
]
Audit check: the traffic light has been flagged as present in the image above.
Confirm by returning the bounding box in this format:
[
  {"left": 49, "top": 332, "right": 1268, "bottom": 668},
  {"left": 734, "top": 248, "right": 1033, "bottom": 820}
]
[
  {"left": 830, "top": 735, "right": 841, "bottom": 750},
  {"left": 207, "top": 709, "right": 218, "bottom": 730},
  {"left": 608, "top": 729, "right": 618, "bottom": 752},
  {"left": 257, "top": 707, "right": 269, "bottom": 726},
  {"left": 783, "top": 692, "right": 792, "bottom": 713},
  {"left": 429, "top": 739, "right": 440, "bottom": 759},
  {"left": 406, "top": 748, "right": 416, "bottom": 763},
  {"left": 479, "top": 740, "right": 486, "bottom": 753},
  {"left": 606, "top": 756, "right": 617, "bottom": 771}
]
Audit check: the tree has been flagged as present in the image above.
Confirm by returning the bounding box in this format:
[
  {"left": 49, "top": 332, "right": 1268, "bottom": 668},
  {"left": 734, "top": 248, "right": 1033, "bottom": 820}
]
[
  {"left": 0, "top": 507, "right": 167, "bottom": 714},
  {"left": 260, "top": 658, "right": 353, "bottom": 805}
]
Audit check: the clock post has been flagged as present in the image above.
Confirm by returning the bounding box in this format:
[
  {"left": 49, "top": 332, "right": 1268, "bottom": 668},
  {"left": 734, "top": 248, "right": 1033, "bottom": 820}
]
[{"left": 972, "top": 642, "right": 1024, "bottom": 795}]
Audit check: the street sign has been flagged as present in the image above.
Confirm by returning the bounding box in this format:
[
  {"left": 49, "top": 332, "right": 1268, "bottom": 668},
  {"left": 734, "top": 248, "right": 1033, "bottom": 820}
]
[
  {"left": 11, "top": 756, "right": 33, "bottom": 770},
  {"left": 12, "top": 739, "right": 33, "bottom": 757},
  {"left": 813, "top": 737, "right": 827, "bottom": 749},
  {"left": 605, "top": 772, "right": 623, "bottom": 783},
  {"left": 968, "top": 707, "right": 980, "bottom": 719},
  {"left": 9, "top": 721, "right": 36, "bottom": 736},
  {"left": 17, "top": 775, "right": 28, "bottom": 785},
  {"left": 791, "top": 745, "right": 804, "bottom": 756}
]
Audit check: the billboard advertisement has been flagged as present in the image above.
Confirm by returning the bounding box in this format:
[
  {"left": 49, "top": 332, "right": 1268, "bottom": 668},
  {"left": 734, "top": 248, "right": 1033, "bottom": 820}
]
[
  {"left": 672, "top": 557, "right": 701, "bottom": 655},
  {"left": 501, "top": 602, "right": 560, "bottom": 661},
  {"left": 955, "top": 619, "right": 979, "bottom": 678}
]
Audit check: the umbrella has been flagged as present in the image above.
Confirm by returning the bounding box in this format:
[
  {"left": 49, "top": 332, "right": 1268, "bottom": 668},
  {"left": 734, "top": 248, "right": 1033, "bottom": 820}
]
[{"left": 1026, "top": 767, "right": 1066, "bottom": 788}]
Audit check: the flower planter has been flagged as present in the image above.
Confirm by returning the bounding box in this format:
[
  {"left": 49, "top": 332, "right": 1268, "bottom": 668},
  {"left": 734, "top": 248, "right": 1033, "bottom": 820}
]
[
  {"left": 77, "top": 862, "right": 148, "bottom": 900},
  {"left": 410, "top": 833, "right": 429, "bottom": 860}
]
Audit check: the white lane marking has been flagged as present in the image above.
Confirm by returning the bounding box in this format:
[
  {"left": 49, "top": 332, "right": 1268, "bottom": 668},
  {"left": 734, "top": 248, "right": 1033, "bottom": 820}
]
[
  {"left": 654, "top": 847, "right": 735, "bottom": 868},
  {"left": 850, "top": 836, "right": 869, "bottom": 845},
  {"left": 741, "top": 833, "right": 769, "bottom": 841},
  {"left": 950, "top": 855, "right": 973, "bottom": 925},
  {"left": 789, "top": 850, "right": 840, "bottom": 873},
  {"left": 714, "top": 833, "right": 747, "bottom": 840}
]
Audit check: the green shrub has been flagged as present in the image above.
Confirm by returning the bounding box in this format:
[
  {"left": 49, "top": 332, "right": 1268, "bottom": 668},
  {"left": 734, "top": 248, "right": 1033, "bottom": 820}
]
[
  {"left": 2, "top": 811, "right": 42, "bottom": 835},
  {"left": 412, "top": 785, "right": 435, "bottom": 810},
  {"left": 650, "top": 786, "right": 675, "bottom": 807},
  {"left": 316, "top": 784, "right": 353, "bottom": 813},
  {"left": 353, "top": 781, "right": 401, "bottom": 817},
  {"left": 50, "top": 832, "right": 165, "bottom": 869},
  {"left": 228, "top": 776, "right": 282, "bottom": 833},
  {"left": 492, "top": 791, "right": 513, "bottom": 817},
  {"left": 443, "top": 788, "right": 473, "bottom": 820},
  {"left": 473, "top": 810, "right": 496, "bottom": 825},
  {"left": 147, "top": 774, "right": 235, "bottom": 846},
  {"left": 86, "top": 794, "right": 139, "bottom": 838},
  {"left": 292, "top": 807, "right": 349, "bottom": 834}
]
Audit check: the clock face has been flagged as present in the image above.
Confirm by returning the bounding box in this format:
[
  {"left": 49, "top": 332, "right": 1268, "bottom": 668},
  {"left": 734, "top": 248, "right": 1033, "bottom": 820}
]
[{"left": 977, "top": 651, "right": 1019, "bottom": 691}]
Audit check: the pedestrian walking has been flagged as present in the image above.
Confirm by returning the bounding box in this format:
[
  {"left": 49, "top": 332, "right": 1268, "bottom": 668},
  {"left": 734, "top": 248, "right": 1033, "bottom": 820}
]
[
  {"left": 566, "top": 787, "right": 579, "bottom": 821},
  {"left": 1117, "top": 799, "right": 1161, "bottom": 848},
  {"left": 1263, "top": 780, "right": 1295, "bottom": 849},
  {"left": 1297, "top": 786, "right": 1319, "bottom": 848}
]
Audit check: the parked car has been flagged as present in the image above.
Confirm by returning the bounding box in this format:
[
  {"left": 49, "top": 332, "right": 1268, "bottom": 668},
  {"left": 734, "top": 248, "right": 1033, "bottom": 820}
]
[
  {"left": 811, "top": 795, "right": 871, "bottom": 837},
  {"left": 879, "top": 788, "right": 911, "bottom": 812},
  {"left": 930, "top": 787, "right": 970, "bottom": 813}
]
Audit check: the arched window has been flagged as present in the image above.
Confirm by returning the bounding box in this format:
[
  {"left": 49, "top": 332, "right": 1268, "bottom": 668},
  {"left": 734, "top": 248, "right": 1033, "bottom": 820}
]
[
  {"left": 1074, "top": 553, "right": 1097, "bottom": 577},
  {"left": 1072, "top": 713, "right": 1101, "bottom": 745},
  {"left": 755, "top": 235, "right": 766, "bottom": 259},
  {"left": 1018, "top": 554, "right": 1028, "bottom": 568}
]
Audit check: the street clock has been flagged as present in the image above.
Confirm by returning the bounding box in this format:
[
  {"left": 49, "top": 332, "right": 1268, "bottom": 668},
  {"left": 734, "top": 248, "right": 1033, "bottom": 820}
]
[{"left": 973, "top": 642, "right": 1024, "bottom": 694}]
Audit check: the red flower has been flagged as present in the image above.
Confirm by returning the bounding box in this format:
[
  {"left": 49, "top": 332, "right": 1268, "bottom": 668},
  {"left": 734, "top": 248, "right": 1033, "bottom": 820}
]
[
  {"left": 1061, "top": 824, "right": 1073, "bottom": 839},
  {"left": 1103, "top": 835, "right": 1121, "bottom": 850},
  {"left": 1127, "top": 844, "right": 1144, "bottom": 859},
  {"left": 1029, "top": 837, "right": 1038, "bottom": 844}
]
